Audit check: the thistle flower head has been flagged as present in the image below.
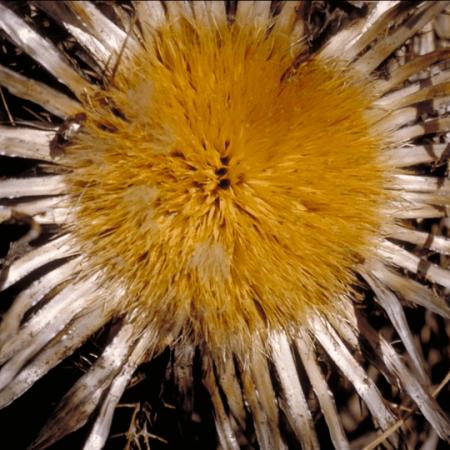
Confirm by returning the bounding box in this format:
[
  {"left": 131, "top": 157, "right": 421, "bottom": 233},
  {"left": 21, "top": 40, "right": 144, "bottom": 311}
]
[
  {"left": 66, "top": 14, "right": 388, "bottom": 352},
  {"left": 0, "top": 1, "right": 449, "bottom": 449}
]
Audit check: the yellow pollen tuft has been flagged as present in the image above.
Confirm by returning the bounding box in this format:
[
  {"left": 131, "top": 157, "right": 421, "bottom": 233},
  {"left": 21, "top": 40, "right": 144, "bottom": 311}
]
[{"left": 64, "top": 16, "right": 388, "bottom": 353}]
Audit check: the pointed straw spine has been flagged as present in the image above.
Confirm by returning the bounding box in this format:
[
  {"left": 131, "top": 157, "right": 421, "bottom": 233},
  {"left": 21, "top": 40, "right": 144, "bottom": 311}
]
[
  {"left": 311, "top": 316, "right": 397, "bottom": 432},
  {"left": 0, "top": 3, "right": 89, "bottom": 97},
  {"left": 354, "top": 2, "right": 450, "bottom": 74},
  {"left": 271, "top": 332, "right": 320, "bottom": 450},
  {"left": 296, "top": 331, "right": 351, "bottom": 450},
  {"left": 0, "top": 65, "right": 81, "bottom": 119},
  {"left": 0, "top": 234, "right": 75, "bottom": 291},
  {"left": 82, "top": 328, "right": 155, "bottom": 450},
  {"left": 30, "top": 323, "right": 137, "bottom": 449}
]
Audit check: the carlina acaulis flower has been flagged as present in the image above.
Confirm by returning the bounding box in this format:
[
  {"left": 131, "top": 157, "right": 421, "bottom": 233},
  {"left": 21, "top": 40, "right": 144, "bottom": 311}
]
[{"left": 0, "top": 1, "right": 449, "bottom": 449}]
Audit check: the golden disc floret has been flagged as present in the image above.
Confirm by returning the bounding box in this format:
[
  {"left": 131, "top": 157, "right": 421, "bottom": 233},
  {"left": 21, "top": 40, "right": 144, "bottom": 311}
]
[{"left": 64, "top": 17, "right": 388, "bottom": 352}]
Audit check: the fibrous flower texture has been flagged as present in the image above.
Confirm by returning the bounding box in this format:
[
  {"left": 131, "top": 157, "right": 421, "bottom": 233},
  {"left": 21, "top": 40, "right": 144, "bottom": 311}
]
[
  {"left": 67, "top": 16, "right": 387, "bottom": 352},
  {"left": 0, "top": 1, "right": 449, "bottom": 449}
]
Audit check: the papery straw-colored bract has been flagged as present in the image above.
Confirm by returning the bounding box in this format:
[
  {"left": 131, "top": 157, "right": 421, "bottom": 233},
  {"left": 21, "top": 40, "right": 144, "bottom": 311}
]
[{"left": 0, "top": 1, "right": 449, "bottom": 449}]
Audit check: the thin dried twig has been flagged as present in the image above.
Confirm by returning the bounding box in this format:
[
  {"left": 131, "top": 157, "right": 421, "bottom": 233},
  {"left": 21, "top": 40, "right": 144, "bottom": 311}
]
[
  {"left": 362, "top": 371, "right": 450, "bottom": 450},
  {"left": 0, "top": 85, "right": 15, "bottom": 126},
  {"left": 109, "top": 402, "right": 168, "bottom": 450}
]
